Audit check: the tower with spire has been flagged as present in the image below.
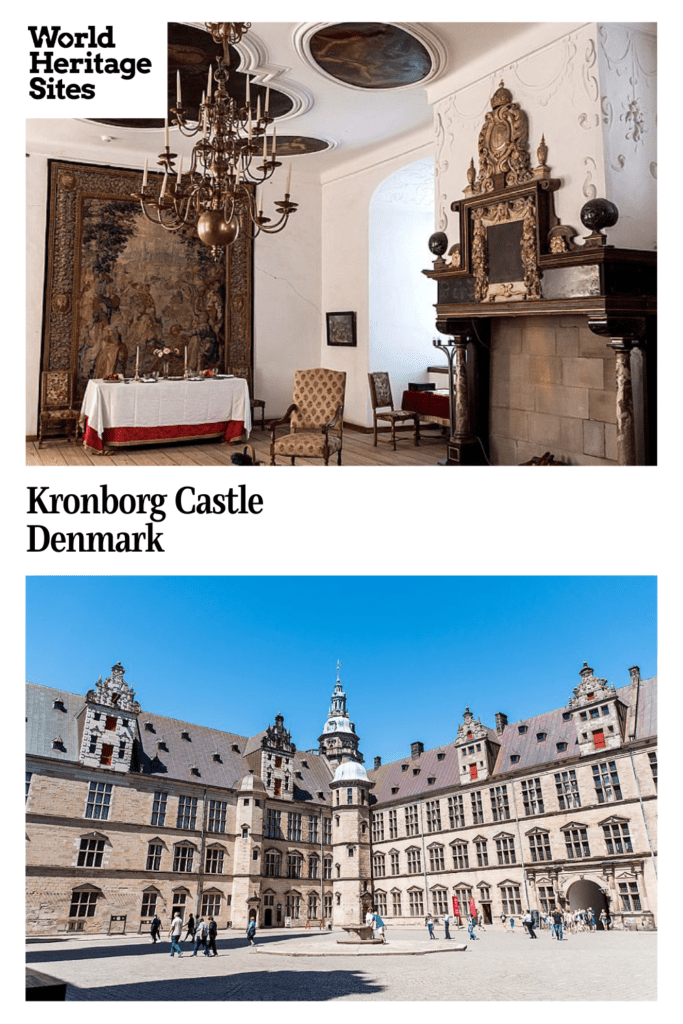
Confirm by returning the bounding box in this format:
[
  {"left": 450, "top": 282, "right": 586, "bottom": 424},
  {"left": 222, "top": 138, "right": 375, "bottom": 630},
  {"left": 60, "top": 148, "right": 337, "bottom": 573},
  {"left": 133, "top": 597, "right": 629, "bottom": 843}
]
[{"left": 318, "top": 661, "right": 363, "bottom": 765}]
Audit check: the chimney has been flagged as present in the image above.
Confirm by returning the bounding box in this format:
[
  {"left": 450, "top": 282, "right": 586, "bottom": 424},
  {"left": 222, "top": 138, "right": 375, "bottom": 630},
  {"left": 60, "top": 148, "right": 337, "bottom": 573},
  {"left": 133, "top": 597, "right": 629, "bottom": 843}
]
[
  {"left": 629, "top": 665, "right": 641, "bottom": 685},
  {"left": 495, "top": 712, "right": 508, "bottom": 735},
  {"left": 410, "top": 741, "right": 424, "bottom": 759},
  {"left": 627, "top": 665, "right": 641, "bottom": 740},
  {"left": 373, "top": 756, "right": 382, "bottom": 769}
]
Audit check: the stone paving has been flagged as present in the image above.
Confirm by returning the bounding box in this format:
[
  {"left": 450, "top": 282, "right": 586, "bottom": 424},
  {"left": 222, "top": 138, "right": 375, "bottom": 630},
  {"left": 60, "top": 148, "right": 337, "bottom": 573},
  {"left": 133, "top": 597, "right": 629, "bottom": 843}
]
[{"left": 26, "top": 925, "right": 656, "bottom": 1001}]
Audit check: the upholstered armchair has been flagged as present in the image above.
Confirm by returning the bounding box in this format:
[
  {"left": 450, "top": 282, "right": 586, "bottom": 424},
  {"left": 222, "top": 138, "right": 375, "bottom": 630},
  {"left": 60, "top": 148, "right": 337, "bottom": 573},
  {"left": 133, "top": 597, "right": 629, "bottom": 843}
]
[
  {"left": 270, "top": 368, "right": 346, "bottom": 465},
  {"left": 368, "top": 371, "right": 420, "bottom": 450},
  {"left": 38, "top": 370, "right": 80, "bottom": 448}
]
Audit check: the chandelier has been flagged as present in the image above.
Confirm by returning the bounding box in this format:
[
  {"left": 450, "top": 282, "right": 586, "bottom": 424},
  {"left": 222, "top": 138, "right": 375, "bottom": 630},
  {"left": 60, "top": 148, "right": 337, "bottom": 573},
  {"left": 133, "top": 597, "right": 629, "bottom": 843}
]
[{"left": 134, "top": 22, "right": 297, "bottom": 251}]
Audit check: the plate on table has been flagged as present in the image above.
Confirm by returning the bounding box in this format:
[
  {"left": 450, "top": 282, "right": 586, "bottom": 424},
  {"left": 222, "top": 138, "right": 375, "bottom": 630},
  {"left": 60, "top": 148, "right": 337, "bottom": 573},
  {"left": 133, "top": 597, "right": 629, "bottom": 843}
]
[
  {"left": 187, "top": 376, "right": 204, "bottom": 381},
  {"left": 216, "top": 374, "right": 235, "bottom": 378},
  {"left": 166, "top": 376, "right": 184, "bottom": 381},
  {"left": 140, "top": 378, "right": 157, "bottom": 383}
]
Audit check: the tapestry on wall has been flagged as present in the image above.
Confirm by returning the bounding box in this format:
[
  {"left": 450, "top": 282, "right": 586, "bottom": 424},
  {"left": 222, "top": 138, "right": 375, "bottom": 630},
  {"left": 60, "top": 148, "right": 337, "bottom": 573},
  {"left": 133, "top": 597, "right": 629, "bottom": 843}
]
[{"left": 41, "top": 159, "right": 253, "bottom": 408}]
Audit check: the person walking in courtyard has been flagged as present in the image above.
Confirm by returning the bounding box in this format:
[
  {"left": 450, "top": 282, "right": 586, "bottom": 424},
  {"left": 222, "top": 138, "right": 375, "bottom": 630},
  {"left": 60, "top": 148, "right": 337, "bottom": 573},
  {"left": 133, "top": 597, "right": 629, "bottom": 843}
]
[
  {"left": 169, "top": 913, "right": 183, "bottom": 957},
  {"left": 150, "top": 914, "right": 161, "bottom": 943},
  {"left": 426, "top": 914, "right": 436, "bottom": 939},
  {"left": 509, "top": 916, "right": 515, "bottom": 933},
  {"left": 552, "top": 907, "right": 564, "bottom": 941},
  {"left": 467, "top": 916, "right": 478, "bottom": 941},
  {"left": 523, "top": 910, "right": 537, "bottom": 938},
  {"left": 207, "top": 917, "right": 218, "bottom": 956},
  {"left": 500, "top": 913, "right": 507, "bottom": 930},
  {"left": 184, "top": 913, "right": 196, "bottom": 942},
  {"left": 193, "top": 918, "right": 209, "bottom": 956},
  {"left": 600, "top": 909, "right": 610, "bottom": 931},
  {"left": 372, "top": 910, "right": 386, "bottom": 943},
  {"left": 246, "top": 918, "right": 257, "bottom": 946},
  {"left": 443, "top": 912, "right": 451, "bottom": 939}
]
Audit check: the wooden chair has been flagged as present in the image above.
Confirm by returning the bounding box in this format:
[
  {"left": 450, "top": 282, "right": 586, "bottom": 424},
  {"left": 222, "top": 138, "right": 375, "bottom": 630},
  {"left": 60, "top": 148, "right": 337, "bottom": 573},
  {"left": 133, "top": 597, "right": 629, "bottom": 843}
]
[
  {"left": 368, "top": 371, "right": 420, "bottom": 450},
  {"left": 38, "top": 370, "right": 80, "bottom": 448},
  {"left": 229, "top": 365, "right": 265, "bottom": 429},
  {"left": 270, "top": 368, "right": 346, "bottom": 465}
]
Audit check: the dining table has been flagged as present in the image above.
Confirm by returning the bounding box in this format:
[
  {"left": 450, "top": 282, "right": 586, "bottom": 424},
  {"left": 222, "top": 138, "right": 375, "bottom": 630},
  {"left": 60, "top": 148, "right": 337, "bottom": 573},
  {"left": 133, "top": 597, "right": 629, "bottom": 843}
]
[{"left": 79, "top": 376, "right": 251, "bottom": 453}]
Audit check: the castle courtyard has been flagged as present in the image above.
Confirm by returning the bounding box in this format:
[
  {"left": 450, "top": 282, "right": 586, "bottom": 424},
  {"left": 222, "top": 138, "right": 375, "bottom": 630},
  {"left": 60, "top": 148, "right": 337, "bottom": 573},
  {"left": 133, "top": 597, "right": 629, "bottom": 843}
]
[{"left": 27, "top": 924, "right": 656, "bottom": 1001}]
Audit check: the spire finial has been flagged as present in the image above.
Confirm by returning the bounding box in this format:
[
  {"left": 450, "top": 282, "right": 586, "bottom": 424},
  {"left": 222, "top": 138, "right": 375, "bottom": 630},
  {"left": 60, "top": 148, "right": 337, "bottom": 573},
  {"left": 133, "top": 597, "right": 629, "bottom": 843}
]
[{"left": 336, "top": 659, "right": 342, "bottom": 682}]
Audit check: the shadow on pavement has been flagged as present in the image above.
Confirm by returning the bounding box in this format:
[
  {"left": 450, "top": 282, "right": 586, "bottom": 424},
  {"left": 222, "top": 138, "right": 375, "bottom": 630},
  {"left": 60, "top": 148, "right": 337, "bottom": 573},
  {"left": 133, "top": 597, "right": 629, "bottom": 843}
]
[
  {"left": 27, "top": 933, "right": 326, "bottom": 964},
  {"left": 64, "top": 968, "right": 385, "bottom": 1001}
]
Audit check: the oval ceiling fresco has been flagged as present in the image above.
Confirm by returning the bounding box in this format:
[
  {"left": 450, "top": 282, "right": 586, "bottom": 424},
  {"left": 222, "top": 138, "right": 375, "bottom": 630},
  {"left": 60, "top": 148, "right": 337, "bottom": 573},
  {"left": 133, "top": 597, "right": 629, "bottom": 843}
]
[{"left": 309, "top": 23, "right": 432, "bottom": 89}]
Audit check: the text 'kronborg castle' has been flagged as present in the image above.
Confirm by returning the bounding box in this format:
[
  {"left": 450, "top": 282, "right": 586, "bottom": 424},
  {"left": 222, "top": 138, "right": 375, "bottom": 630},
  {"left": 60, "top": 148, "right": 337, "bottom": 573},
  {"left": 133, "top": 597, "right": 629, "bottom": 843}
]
[{"left": 26, "top": 661, "right": 657, "bottom": 935}]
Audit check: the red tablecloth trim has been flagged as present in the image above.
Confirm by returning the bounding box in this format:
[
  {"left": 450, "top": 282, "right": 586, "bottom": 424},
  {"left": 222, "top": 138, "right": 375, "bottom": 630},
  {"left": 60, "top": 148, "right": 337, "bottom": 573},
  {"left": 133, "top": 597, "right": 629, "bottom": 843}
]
[
  {"left": 82, "top": 418, "right": 245, "bottom": 452},
  {"left": 402, "top": 390, "right": 450, "bottom": 418}
]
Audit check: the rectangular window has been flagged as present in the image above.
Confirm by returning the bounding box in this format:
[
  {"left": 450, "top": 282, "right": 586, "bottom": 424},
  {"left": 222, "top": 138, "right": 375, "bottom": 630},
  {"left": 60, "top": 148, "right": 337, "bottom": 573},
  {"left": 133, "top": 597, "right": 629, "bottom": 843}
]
[
  {"left": 603, "top": 821, "right": 633, "bottom": 855},
  {"left": 265, "top": 808, "right": 282, "bottom": 839},
  {"left": 287, "top": 812, "right": 302, "bottom": 842},
  {"left": 324, "top": 857, "right": 332, "bottom": 880},
  {"left": 146, "top": 843, "right": 162, "bottom": 871},
  {"left": 495, "top": 836, "right": 516, "bottom": 865},
  {"left": 475, "top": 839, "right": 488, "bottom": 867},
  {"left": 99, "top": 743, "right": 114, "bottom": 766},
  {"left": 264, "top": 850, "right": 280, "bottom": 877},
  {"left": 407, "top": 848, "right": 421, "bottom": 874},
  {"left": 85, "top": 781, "right": 112, "bottom": 820},
  {"left": 469, "top": 764, "right": 478, "bottom": 780},
  {"left": 105, "top": 715, "right": 117, "bottom": 732},
  {"left": 593, "top": 761, "right": 622, "bottom": 803},
  {"left": 201, "top": 893, "right": 222, "bottom": 918},
  {"left": 151, "top": 791, "right": 167, "bottom": 827},
  {"left": 208, "top": 800, "right": 227, "bottom": 833},
  {"left": 408, "top": 890, "right": 424, "bottom": 916},
  {"left": 648, "top": 751, "right": 657, "bottom": 788},
  {"left": 286, "top": 854, "right": 302, "bottom": 879},
  {"left": 205, "top": 848, "right": 225, "bottom": 873},
  {"left": 429, "top": 845, "right": 445, "bottom": 871},
  {"left": 372, "top": 853, "right": 386, "bottom": 877},
  {"left": 405, "top": 804, "right": 419, "bottom": 836},
  {"left": 69, "top": 890, "right": 99, "bottom": 918},
  {"left": 390, "top": 851, "right": 400, "bottom": 875},
  {"left": 528, "top": 832, "right": 552, "bottom": 862},
  {"left": 176, "top": 795, "right": 198, "bottom": 830},
  {"left": 537, "top": 885, "right": 555, "bottom": 913},
  {"left": 307, "top": 893, "right": 319, "bottom": 919},
  {"left": 173, "top": 845, "right": 194, "bottom": 872},
  {"left": 432, "top": 890, "right": 448, "bottom": 915},
  {"left": 448, "top": 795, "right": 465, "bottom": 828},
  {"left": 372, "top": 813, "right": 385, "bottom": 843},
  {"left": 554, "top": 770, "right": 581, "bottom": 810},
  {"left": 323, "top": 818, "right": 332, "bottom": 844},
  {"left": 618, "top": 881, "right": 642, "bottom": 912},
  {"left": 26, "top": 771, "right": 32, "bottom": 800},
  {"left": 141, "top": 891, "right": 157, "bottom": 917},
  {"left": 500, "top": 885, "right": 522, "bottom": 916},
  {"left": 426, "top": 800, "right": 442, "bottom": 832},
  {"left": 471, "top": 791, "right": 484, "bottom": 825},
  {"left": 454, "top": 887, "right": 472, "bottom": 918},
  {"left": 308, "top": 816, "right": 319, "bottom": 844},
  {"left": 564, "top": 827, "right": 590, "bottom": 859},
  {"left": 490, "top": 785, "right": 510, "bottom": 822},
  {"left": 308, "top": 856, "right": 319, "bottom": 879},
  {"left": 375, "top": 892, "right": 387, "bottom": 917},
  {"left": 388, "top": 810, "right": 398, "bottom": 839},
  {"left": 521, "top": 778, "right": 544, "bottom": 815},
  {"left": 392, "top": 891, "right": 402, "bottom": 916},
  {"left": 77, "top": 838, "right": 105, "bottom": 867},
  {"left": 285, "top": 894, "right": 301, "bottom": 919},
  {"left": 451, "top": 842, "right": 469, "bottom": 869},
  {"left": 324, "top": 893, "right": 333, "bottom": 919}
]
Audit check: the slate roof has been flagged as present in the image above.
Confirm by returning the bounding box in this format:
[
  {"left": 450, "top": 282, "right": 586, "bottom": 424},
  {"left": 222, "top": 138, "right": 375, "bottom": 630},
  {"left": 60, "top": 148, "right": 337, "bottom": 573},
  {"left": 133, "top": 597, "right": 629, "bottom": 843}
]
[
  {"left": 367, "top": 676, "right": 656, "bottom": 805},
  {"left": 26, "top": 682, "right": 333, "bottom": 805}
]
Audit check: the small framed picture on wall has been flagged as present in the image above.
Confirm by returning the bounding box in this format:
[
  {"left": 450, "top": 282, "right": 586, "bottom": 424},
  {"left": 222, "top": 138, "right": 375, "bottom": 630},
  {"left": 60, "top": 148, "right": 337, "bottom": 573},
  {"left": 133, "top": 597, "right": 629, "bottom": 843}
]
[{"left": 326, "top": 311, "right": 357, "bottom": 347}]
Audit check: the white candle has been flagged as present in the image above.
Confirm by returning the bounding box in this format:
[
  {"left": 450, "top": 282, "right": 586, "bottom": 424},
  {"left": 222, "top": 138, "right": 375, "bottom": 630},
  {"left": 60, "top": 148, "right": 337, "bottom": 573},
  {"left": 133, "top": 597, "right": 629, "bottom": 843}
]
[
  {"left": 265, "top": 86, "right": 270, "bottom": 115},
  {"left": 142, "top": 159, "right": 148, "bottom": 188},
  {"left": 136, "top": 346, "right": 140, "bottom": 370},
  {"left": 286, "top": 162, "right": 292, "bottom": 195},
  {"left": 272, "top": 124, "right": 277, "bottom": 156},
  {"left": 176, "top": 70, "right": 182, "bottom": 105},
  {"left": 164, "top": 117, "right": 169, "bottom": 149},
  {"left": 177, "top": 154, "right": 183, "bottom": 184},
  {"left": 184, "top": 346, "right": 188, "bottom": 368},
  {"left": 257, "top": 95, "right": 261, "bottom": 123},
  {"left": 263, "top": 132, "right": 267, "bottom": 160},
  {"left": 207, "top": 65, "right": 213, "bottom": 98},
  {"left": 246, "top": 74, "right": 250, "bottom": 107},
  {"left": 160, "top": 171, "right": 167, "bottom": 198}
]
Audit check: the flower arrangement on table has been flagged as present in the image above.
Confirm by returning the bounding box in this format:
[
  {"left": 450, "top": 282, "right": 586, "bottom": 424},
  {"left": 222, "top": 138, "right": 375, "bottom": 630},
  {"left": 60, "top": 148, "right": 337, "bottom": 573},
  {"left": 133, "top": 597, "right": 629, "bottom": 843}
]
[
  {"left": 152, "top": 346, "right": 181, "bottom": 375},
  {"left": 200, "top": 369, "right": 219, "bottom": 377}
]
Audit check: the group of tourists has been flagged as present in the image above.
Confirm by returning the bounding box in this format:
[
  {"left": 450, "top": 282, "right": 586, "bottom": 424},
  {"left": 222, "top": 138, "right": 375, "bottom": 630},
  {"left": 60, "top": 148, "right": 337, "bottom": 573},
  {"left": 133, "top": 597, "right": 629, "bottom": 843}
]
[
  {"left": 499, "top": 905, "right": 610, "bottom": 938},
  {"left": 149, "top": 912, "right": 258, "bottom": 957},
  {"left": 424, "top": 912, "right": 482, "bottom": 940}
]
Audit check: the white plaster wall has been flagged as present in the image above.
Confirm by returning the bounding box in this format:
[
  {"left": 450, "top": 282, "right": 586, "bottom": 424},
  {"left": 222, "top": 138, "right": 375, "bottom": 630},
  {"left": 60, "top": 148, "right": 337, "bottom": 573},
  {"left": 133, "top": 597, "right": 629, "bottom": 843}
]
[
  {"left": 434, "top": 24, "right": 607, "bottom": 248},
  {"left": 253, "top": 173, "right": 322, "bottom": 419},
  {"left": 26, "top": 154, "right": 49, "bottom": 436},
  {"left": 321, "top": 131, "right": 434, "bottom": 428},
  {"left": 598, "top": 24, "right": 657, "bottom": 250},
  {"left": 369, "top": 185, "right": 437, "bottom": 406}
]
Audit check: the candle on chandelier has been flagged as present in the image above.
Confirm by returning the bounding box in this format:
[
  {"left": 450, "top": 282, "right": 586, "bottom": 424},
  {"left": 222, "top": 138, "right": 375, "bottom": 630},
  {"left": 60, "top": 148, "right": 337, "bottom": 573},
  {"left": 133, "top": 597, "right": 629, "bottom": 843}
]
[
  {"left": 286, "top": 162, "right": 292, "bottom": 196},
  {"left": 272, "top": 125, "right": 277, "bottom": 156},
  {"left": 263, "top": 132, "right": 267, "bottom": 160},
  {"left": 177, "top": 155, "right": 183, "bottom": 184},
  {"left": 246, "top": 74, "right": 251, "bottom": 108},
  {"left": 160, "top": 171, "right": 167, "bottom": 198},
  {"left": 184, "top": 346, "right": 188, "bottom": 368},
  {"left": 176, "top": 70, "right": 182, "bottom": 106},
  {"left": 142, "top": 159, "right": 148, "bottom": 188},
  {"left": 207, "top": 65, "right": 213, "bottom": 98},
  {"left": 135, "top": 346, "right": 140, "bottom": 371},
  {"left": 265, "top": 86, "right": 270, "bottom": 116},
  {"left": 164, "top": 117, "right": 169, "bottom": 149},
  {"left": 256, "top": 95, "right": 261, "bottom": 123}
]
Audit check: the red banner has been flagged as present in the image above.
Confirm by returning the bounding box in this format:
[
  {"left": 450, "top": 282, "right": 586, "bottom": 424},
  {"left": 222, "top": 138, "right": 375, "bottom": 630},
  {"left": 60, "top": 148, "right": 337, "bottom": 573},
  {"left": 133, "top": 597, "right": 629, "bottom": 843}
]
[
  {"left": 469, "top": 898, "right": 477, "bottom": 917},
  {"left": 452, "top": 895, "right": 460, "bottom": 918}
]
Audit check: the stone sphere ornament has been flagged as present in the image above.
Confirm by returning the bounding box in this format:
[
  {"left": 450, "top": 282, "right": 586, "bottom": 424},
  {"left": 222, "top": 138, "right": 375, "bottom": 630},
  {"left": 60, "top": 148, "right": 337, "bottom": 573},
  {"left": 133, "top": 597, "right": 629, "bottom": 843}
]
[
  {"left": 428, "top": 231, "right": 448, "bottom": 257},
  {"left": 580, "top": 198, "right": 619, "bottom": 233}
]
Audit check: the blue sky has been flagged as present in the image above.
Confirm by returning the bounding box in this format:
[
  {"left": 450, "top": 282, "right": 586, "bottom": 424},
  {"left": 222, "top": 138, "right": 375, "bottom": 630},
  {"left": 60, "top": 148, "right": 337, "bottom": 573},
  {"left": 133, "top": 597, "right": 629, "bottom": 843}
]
[{"left": 26, "top": 576, "right": 656, "bottom": 765}]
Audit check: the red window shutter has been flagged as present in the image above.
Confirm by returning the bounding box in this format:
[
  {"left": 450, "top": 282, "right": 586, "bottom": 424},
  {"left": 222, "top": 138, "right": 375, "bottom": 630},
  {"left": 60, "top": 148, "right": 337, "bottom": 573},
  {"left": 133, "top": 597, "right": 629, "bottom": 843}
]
[
  {"left": 469, "top": 764, "right": 478, "bottom": 780},
  {"left": 593, "top": 730, "right": 606, "bottom": 749},
  {"left": 100, "top": 743, "right": 113, "bottom": 765},
  {"left": 105, "top": 716, "right": 117, "bottom": 731}
]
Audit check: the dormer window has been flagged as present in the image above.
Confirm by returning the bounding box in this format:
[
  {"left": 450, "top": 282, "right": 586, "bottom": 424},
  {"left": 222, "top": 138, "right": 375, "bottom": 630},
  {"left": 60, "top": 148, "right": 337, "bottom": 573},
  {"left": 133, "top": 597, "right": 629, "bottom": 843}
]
[
  {"left": 518, "top": 725, "right": 528, "bottom": 734},
  {"left": 301, "top": 760, "right": 308, "bottom": 768},
  {"left": 231, "top": 743, "right": 240, "bottom": 753},
  {"left": 562, "top": 712, "right": 571, "bottom": 721},
  {"left": 189, "top": 765, "right": 200, "bottom": 776},
  {"left": 401, "top": 764, "right": 408, "bottom": 772},
  {"left": 586, "top": 692, "right": 595, "bottom": 701},
  {"left": 437, "top": 752, "right": 445, "bottom": 761},
  {"left": 157, "top": 739, "right": 168, "bottom": 751},
  {"left": 212, "top": 752, "right": 222, "bottom": 763},
  {"left": 181, "top": 730, "right": 191, "bottom": 741},
  {"left": 52, "top": 736, "right": 64, "bottom": 750},
  {"left": 536, "top": 733, "right": 547, "bottom": 742},
  {"left": 53, "top": 699, "right": 65, "bottom": 711},
  {"left": 427, "top": 777, "right": 436, "bottom": 785},
  {"left": 412, "top": 768, "right": 420, "bottom": 776},
  {"left": 557, "top": 742, "right": 568, "bottom": 752},
  {"left": 510, "top": 755, "right": 520, "bottom": 764},
  {"left": 144, "top": 722, "right": 155, "bottom": 732},
  {"left": 317, "top": 792, "right": 324, "bottom": 800},
  {"left": 391, "top": 787, "right": 399, "bottom": 795}
]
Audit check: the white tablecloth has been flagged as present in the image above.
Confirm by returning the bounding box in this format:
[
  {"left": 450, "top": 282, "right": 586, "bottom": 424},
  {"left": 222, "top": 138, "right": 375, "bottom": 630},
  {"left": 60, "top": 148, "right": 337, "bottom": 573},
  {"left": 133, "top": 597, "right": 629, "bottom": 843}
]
[{"left": 80, "top": 377, "right": 251, "bottom": 441}]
